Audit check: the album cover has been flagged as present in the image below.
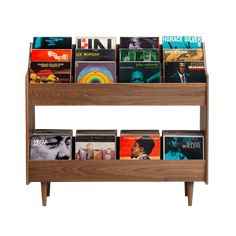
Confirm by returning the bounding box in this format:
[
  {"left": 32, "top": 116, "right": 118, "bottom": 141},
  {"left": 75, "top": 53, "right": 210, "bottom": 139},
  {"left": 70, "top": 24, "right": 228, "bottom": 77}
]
[
  {"left": 163, "top": 132, "right": 204, "bottom": 160},
  {"left": 120, "top": 37, "right": 159, "bottom": 49},
  {"left": 30, "top": 130, "right": 73, "bottom": 160},
  {"left": 75, "top": 130, "right": 117, "bottom": 160},
  {"left": 164, "top": 62, "right": 206, "bottom": 83},
  {"left": 75, "top": 49, "right": 116, "bottom": 61},
  {"left": 163, "top": 49, "right": 204, "bottom": 62},
  {"left": 30, "top": 62, "right": 71, "bottom": 83},
  {"left": 75, "top": 61, "right": 116, "bottom": 83},
  {"left": 119, "top": 62, "right": 160, "bottom": 83},
  {"left": 120, "top": 49, "right": 159, "bottom": 62},
  {"left": 120, "top": 130, "right": 160, "bottom": 160},
  {"left": 31, "top": 49, "right": 72, "bottom": 62},
  {"left": 32, "top": 37, "right": 72, "bottom": 49},
  {"left": 76, "top": 37, "right": 116, "bottom": 49},
  {"left": 162, "top": 36, "right": 202, "bottom": 49}
]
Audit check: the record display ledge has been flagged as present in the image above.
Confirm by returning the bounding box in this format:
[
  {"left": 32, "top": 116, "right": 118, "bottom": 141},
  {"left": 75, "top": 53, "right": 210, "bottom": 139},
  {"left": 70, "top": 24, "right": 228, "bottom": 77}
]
[
  {"left": 27, "top": 83, "right": 206, "bottom": 106},
  {"left": 26, "top": 77, "right": 209, "bottom": 207}
]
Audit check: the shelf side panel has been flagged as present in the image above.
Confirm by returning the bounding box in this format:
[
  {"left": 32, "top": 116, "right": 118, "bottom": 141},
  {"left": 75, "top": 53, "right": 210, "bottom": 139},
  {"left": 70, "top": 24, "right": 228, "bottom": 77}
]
[
  {"left": 200, "top": 73, "right": 209, "bottom": 184},
  {"left": 26, "top": 73, "right": 35, "bottom": 185}
]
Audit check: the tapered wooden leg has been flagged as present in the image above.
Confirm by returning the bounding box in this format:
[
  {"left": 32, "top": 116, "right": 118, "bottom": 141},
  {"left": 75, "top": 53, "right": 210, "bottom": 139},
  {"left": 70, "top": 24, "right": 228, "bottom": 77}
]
[
  {"left": 184, "top": 182, "right": 188, "bottom": 196},
  {"left": 186, "top": 182, "right": 194, "bottom": 206},
  {"left": 41, "top": 182, "right": 48, "bottom": 206},
  {"left": 47, "top": 182, "right": 50, "bottom": 197}
]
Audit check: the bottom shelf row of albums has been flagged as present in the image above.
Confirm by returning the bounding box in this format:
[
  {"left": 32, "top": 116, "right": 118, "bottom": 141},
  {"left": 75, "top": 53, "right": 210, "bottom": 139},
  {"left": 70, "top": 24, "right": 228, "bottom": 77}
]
[{"left": 29, "top": 129, "right": 205, "bottom": 161}]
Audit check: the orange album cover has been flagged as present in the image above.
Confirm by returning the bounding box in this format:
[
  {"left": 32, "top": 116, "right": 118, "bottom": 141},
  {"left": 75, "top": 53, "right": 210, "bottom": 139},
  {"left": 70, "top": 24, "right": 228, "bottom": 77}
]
[
  {"left": 31, "top": 49, "right": 72, "bottom": 62},
  {"left": 120, "top": 135, "right": 160, "bottom": 160}
]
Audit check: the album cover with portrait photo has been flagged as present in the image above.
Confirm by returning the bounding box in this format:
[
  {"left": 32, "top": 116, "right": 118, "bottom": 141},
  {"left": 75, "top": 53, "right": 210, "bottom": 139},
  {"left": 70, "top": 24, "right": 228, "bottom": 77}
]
[
  {"left": 120, "top": 130, "right": 160, "bottom": 160},
  {"left": 164, "top": 61, "right": 206, "bottom": 83},
  {"left": 119, "top": 62, "right": 160, "bottom": 83},
  {"left": 30, "top": 129, "right": 73, "bottom": 160}
]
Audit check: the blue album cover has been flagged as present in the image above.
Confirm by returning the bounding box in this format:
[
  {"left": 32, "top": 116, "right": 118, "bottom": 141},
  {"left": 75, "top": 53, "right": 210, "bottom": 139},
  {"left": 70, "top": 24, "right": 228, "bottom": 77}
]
[
  {"left": 164, "top": 135, "right": 204, "bottom": 160},
  {"left": 119, "top": 62, "right": 160, "bottom": 83},
  {"left": 33, "top": 37, "right": 72, "bottom": 49},
  {"left": 162, "top": 36, "right": 202, "bottom": 49}
]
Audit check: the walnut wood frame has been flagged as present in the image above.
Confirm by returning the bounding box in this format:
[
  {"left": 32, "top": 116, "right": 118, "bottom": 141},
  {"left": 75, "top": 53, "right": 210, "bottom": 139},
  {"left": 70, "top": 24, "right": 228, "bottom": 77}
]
[{"left": 26, "top": 45, "right": 209, "bottom": 206}]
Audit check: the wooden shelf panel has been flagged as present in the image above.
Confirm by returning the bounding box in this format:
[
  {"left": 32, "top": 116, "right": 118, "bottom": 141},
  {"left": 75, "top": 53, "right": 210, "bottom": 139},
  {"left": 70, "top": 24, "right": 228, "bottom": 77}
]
[
  {"left": 27, "top": 83, "right": 207, "bottom": 106},
  {"left": 29, "top": 160, "right": 206, "bottom": 182}
]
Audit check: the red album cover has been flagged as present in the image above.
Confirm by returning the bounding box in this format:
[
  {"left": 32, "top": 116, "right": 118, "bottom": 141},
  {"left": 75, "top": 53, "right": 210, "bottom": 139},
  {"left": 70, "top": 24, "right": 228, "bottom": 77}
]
[
  {"left": 31, "top": 49, "right": 72, "bottom": 62},
  {"left": 120, "top": 135, "right": 160, "bottom": 160}
]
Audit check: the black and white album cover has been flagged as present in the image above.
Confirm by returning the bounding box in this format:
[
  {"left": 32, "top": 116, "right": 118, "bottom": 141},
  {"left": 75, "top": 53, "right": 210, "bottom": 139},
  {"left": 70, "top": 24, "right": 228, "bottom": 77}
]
[{"left": 30, "top": 130, "right": 73, "bottom": 160}]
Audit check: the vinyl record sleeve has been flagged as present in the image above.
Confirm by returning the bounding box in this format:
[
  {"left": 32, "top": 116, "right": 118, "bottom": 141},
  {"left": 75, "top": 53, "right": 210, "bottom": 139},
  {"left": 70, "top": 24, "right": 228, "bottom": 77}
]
[
  {"left": 164, "top": 61, "right": 206, "bottom": 83},
  {"left": 75, "top": 61, "right": 116, "bottom": 83},
  {"left": 120, "top": 131, "right": 160, "bottom": 160},
  {"left": 30, "top": 134, "right": 72, "bottom": 160},
  {"left": 163, "top": 133, "right": 204, "bottom": 160}
]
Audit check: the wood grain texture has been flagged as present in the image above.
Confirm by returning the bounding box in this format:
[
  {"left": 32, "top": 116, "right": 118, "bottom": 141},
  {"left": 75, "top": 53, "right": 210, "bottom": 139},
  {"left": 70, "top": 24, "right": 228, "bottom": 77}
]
[
  {"left": 41, "top": 182, "right": 48, "bottom": 206},
  {"left": 29, "top": 160, "right": 206, "bottom": 182},
  {"left": 200, "top": 74, "right": 209, "bottom": 184},
  {"left": 27, "top": 83, "right": 207, "bottom": 106},
  {"left": 26, "top": 73, "right": 35, "bottom": 185},
  {"left": 186, "top": 182, "right": 194, "bottom": 206}
]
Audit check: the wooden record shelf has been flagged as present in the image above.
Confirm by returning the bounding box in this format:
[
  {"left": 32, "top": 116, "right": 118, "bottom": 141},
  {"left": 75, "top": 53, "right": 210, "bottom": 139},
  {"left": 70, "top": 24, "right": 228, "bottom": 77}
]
[
  {"left": 26, "top": 81, "right": 208, "bottom": 206},
  {"left": 26, "top": 48, "right": 209, "bottom": 207}
]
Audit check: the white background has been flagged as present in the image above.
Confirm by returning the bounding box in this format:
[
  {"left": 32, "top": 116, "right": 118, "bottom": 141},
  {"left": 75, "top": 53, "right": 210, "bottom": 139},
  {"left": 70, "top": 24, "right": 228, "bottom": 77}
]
[{"left": 0, "top": 0, "right": 235, "bottom": 235}]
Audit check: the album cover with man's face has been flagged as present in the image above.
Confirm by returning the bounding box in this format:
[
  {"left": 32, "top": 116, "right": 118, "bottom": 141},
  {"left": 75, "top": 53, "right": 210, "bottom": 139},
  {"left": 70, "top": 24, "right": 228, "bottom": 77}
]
[
  {"left": 30, "top": 134, "right": 72, "bottom": 160},
  {"left": 120, "top": 134, "right": 160, "bottom": 160},
  {"left": 164, "top": 62, "right": 206, "bottom": 83},
  {"left": 119, "top": 62, "right": 160, "bottom": 83}
]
